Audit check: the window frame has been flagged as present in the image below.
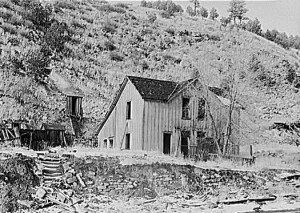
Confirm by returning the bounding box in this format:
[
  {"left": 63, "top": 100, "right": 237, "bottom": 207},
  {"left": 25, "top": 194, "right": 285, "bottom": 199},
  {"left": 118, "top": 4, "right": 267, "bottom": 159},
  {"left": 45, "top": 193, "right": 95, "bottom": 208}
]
[
  {"left": 197, "top": 98, "right": 206, "bottom": 121},
  {"left": 182, "top": 97, "right": 191, "bottom": 120},
  {"left": 109, "top": 137, "right": 114, "bottom": 149},
  {"left": 103, "top": 139, "right": 108, "bottom": 148},
  {"left": 125, "top": 133, "right": 130, "bottom": 150},
  {"left": 126, "top": 101, "right": 131, "bottom": 120}
]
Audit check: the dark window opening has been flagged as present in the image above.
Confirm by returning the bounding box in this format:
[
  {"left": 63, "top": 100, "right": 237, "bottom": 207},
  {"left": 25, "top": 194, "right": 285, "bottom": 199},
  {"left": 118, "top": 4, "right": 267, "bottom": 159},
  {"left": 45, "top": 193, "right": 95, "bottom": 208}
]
[
  {"left": 71, "top": 97, "right": 77, "bottom": 115},
  {"left": 197, "top": 131, "right": 205, "bottom": 139},
  {"left": 182, "top": 97, "right": 190, "bottom": 119},
  {"left": 198, "top": 98, "right": 205, "bottom": 121},
  {"left": 109, "top": 138, "right": 113, "bottom": 149},
  {"left": 125, "top": 133, "right": 130, "bottom": 150},
  {"left": 103, "top": 139, "right": 107, "bottom": 148},
  {"left": 163, "top": 133, "right": 171, "bottom": 155},
  {"left": 126, "top": 102, "right": 131, "bottom": 120},
  {"left": 181, "top": 131, "right": 190, "bottom": 158}
]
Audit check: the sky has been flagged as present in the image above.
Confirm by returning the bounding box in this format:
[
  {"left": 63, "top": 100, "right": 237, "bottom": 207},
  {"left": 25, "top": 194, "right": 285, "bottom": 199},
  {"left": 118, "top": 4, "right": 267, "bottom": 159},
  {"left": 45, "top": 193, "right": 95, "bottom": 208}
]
[{"left": 108, "top": 0, "right": 300, "bottom": 36}]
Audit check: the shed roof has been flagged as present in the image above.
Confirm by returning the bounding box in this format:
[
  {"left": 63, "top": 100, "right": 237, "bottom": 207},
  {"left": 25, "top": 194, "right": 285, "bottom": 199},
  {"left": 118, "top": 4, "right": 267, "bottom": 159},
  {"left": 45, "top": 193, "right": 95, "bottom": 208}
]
[
  {"left": 63, "top": 87, "right": 84, "bottom": 97},
  {"left": 41, "top": 123, "right": 66, "bottom": 131}
]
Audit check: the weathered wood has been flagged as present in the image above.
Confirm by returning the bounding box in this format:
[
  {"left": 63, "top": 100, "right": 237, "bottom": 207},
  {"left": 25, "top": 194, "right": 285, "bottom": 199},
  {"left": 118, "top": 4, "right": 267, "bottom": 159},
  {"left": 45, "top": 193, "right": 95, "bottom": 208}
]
[
  {"left": 239, "top": 208, "right": 300, "bottom": 213},
  {"left": 98, "top": 77, "right": 241, "bottom": 157},
  {"left": 218, "top": 195, "right": 276, "bottom": 205}
]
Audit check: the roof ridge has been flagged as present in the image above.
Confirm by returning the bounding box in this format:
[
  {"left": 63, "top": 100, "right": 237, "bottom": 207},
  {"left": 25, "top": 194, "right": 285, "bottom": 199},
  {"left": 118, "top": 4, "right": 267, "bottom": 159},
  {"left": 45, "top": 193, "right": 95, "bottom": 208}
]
[{"left": 127, "top": 75, "right": 177, "bottom": 84}]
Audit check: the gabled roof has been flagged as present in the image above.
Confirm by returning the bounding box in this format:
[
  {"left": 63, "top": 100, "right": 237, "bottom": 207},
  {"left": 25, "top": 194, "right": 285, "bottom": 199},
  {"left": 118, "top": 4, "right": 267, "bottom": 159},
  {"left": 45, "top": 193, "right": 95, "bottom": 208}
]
[{"left": 128, "top": 76, "right": 177, "bottom": 102}]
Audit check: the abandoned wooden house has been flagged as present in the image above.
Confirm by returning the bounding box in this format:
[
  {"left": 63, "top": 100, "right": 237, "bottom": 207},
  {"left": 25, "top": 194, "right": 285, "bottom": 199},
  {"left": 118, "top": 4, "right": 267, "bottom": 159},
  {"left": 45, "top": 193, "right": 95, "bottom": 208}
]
[{"left": 96, "top": 76, "right": 241, "bottom": 157}]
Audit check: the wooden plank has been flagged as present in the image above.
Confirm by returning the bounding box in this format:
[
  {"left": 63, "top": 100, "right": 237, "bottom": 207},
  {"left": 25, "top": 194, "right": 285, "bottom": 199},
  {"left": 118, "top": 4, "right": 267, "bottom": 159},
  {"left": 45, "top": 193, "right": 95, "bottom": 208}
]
[
  {"left": 239, "top": 209, "right": 300, "bottom": 213},
  {"left": 154, "top": 102, "right": 159, "bottom": 151},
  {"left": 144, "top": 102, "right": 149, "bottom": 150}
]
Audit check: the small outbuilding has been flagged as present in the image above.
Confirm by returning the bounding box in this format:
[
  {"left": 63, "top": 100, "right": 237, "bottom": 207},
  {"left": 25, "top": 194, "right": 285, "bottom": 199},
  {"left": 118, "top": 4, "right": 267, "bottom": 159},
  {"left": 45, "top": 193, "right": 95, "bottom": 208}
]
[{"left": 64, "top": 87, "right": 84, "bottom": 118}]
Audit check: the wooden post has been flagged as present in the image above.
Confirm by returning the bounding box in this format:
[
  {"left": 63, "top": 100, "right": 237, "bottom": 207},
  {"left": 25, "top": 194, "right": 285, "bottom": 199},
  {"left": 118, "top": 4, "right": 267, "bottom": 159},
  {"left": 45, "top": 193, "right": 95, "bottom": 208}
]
[
  {"left": 13, "top": 126, "right": 21, "bottom": 146},
  {"left": 250, "top": 145, "right": 253, "bottom": 157},
  {"left": 1, "top": 129, "right": 7, "bottom": 140},
  {"left": 29, "top": 132, "right": 33, "bottom": 150}
]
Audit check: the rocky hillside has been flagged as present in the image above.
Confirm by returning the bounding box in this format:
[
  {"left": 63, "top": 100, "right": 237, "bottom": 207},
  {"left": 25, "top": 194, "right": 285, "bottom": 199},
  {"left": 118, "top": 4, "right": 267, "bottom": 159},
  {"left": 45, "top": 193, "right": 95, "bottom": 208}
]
[{"left": 0, "top": 0, "right": 299, "bottom": 143}]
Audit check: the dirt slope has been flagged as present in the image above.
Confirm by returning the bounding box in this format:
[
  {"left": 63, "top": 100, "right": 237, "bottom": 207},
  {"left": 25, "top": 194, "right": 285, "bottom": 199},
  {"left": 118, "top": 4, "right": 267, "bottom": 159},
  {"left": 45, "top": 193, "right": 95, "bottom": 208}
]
[{"left": 0, "top": 0, "right": 299, "bottom": 143}]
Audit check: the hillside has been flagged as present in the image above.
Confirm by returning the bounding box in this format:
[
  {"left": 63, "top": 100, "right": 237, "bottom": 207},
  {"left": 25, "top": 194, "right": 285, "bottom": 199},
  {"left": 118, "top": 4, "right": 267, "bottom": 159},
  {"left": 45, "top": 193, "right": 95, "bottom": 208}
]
[{"left": 0, "top": 0, "right": 299, "bottom": 148}]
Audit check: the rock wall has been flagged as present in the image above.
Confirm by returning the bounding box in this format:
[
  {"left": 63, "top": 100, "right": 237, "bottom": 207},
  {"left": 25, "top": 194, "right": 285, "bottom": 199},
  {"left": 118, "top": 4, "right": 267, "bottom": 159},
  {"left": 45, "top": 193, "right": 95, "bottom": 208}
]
[{"left": 70, "top": 156, "right": 280, "bottom": 198}]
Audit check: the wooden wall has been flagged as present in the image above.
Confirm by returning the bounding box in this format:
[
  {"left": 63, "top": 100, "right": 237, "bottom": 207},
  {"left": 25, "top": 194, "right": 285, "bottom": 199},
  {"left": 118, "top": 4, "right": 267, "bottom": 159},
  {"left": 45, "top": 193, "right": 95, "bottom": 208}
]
[
  {"left": 98, "top": 81, "right": 144, "bottom": 150},
  {"left": 98, "top": 80, "right": 240, "bottom": 155},
  {"left": 143, "top": 86, "right": 241, "bottom": 155},
  {"left": 66, "top": 96, "right": 83, "bottom": 117}
]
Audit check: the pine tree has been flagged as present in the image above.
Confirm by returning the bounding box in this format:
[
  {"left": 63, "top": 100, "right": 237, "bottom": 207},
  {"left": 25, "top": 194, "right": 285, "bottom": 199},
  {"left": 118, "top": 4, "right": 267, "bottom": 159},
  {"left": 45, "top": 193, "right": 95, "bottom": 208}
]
[
  {"left": 199, "top": 7, "right": 208, "bottom": 19},
  {"left": 190, "top": 0, "right": 200, "bottom": 16},
  {"left": 209, "top": 7, "right": 219, "bottom": 20},
  {"left": 227, "top": 0, "right": 248, "bottom": 25}
]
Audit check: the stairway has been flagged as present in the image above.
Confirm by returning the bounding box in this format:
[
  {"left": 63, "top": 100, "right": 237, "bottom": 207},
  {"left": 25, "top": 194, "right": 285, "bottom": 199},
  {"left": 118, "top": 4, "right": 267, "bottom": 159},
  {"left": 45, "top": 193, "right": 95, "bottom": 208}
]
[{"left": 36, "top": 152, "right": 64, "bottom": 186}]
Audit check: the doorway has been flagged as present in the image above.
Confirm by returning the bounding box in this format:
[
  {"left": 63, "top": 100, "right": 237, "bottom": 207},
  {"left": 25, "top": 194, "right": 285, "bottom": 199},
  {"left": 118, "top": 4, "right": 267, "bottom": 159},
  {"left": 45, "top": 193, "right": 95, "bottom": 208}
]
[
  {"left": 163, "top": 133, "right": 171, "bottom": 154},
  {"left": 181, "top": 131, "right": 190, "bottom": 158},
  {"left": 125, "top": 133, "right": 130, "bottom": 150}
]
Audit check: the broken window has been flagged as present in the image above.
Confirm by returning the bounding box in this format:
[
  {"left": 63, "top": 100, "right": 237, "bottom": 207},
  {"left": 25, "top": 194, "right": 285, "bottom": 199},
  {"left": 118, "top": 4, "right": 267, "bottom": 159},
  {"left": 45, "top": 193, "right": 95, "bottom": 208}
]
[
  {"left": 126, "top": 101, "right": 131, "bottom": 120},
  {"left": 197, "top": 131, "right": 205, "bottom": 139},
  {"left": 125, "top": 133, "right": 130, "bottom": 150},
  {"left": 109, "top": 137, "right": 113, "bottom": 149},
  {"left": 182, "top": 97, "right": 190, "bottom": 119},
  {"left": 103, "top": 139, "right": 107, "bottom": 148},
  {"left": 197, "top": 98, "right": 205, "bottom": 121}
]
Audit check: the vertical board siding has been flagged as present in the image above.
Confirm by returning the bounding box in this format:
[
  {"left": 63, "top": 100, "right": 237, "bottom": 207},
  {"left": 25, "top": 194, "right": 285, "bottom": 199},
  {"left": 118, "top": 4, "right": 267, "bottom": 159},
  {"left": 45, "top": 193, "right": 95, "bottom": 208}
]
[
  {"left": 98, "top": 81, "right": 144, "bottom": 150},
  {"left": 99, "top": 80, "right": 240, "bottom": 155}
]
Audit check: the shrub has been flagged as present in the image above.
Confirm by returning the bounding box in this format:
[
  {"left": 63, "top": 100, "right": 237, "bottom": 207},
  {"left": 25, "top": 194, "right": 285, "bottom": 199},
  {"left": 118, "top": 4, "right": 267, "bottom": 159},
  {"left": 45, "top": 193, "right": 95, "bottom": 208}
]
[
  {"left": 140, "top": 60, "right": 149, "bottom": 70},
  {"left": 208, "top": 33, "right": 221, "bottom": 41},
  {"left": 53, "top": 1, "right": 76, "bottom": 10},
  {"left": 71, "top": 20, "right": 86, "bottom": 29},
  {"left": 162, "top": 54, "right": 177, "bottom": 62},
  {"left": 0, "top": 10, "right": 13, "bottom": 20},
  {"left": 7, "top": 15, "right": 24, "bottom": 26},
  {"left": 24, "top": 47, "right": 51, "bottom": 82},
  {"left": 109, "top": 51, "right": 124, "bottom": 61},
  {"left": 148, "top": 12, "right": 157, "bottom": 23},
  {"left": 248, "top": 54, "right": 263, "bottom": 73},
  {"left": 160, "top": 11, "right": 171, "bottom": 19},
  {"left": 101, "top": 20, "right": 117, "bottom": 34},
  {"left": 23, "top": 1, "right": 53, "bottom": 31},
  {"left": 142, "top": 0, "right": 182, "bottom": 15},
  {"left": 81, "top": 16, "right": 93, "bottom": 24},
  {"left": 141, "top": 27, "right": 153, "bottom": 36},
  {"left": 23, "top": 19, "right": 34, "bottom": 29},
  {"left": 96, "top": 4, "right": 126, "bottom": 14},
  {"left": 43, "top": 21, "right": 73, "bottom": 53},
  {"left": 0, "top": 0, "right": 13, "bottom": 9},
  {"left": 114, "top": 3, "right": 129, "bottom": 9},
  {"left": 1, "top": 23, "right": 18, "bottom": 34},
  {"left": 165, "top": 27, "right": 175, "bottom": 36},
  {"left": 19, "top": 29, "right": 32, "bottom": 40},
  {"left": 11, "top": 0, "right": 21, "bottom": 5},
  {"left": 8, "top": 36, "right": 20, "bottom": 46},
  {"left": 102, "top": 40, "right": 116, "bottom": 51}
]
